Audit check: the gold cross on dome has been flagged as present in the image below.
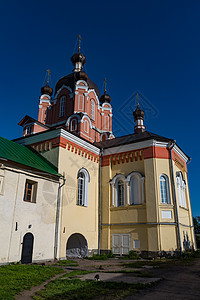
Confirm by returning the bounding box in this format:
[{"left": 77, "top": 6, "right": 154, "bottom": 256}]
[
  {"left": 136, "top": 92, "right": 139, "bottom": 107},
  {"left": 78, "top": 35, "right": 82, "bottom": 52},
  {"left": 104, "top": 78, "right": 107, "bottom": 93},
  {"left": 46, "top": 69, "right": 51, "bottom": 84}
]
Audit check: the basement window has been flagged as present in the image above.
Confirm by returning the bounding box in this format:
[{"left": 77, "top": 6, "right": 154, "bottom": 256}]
[{"left": 24, "top": 179, "right": 37, "bottom": 203}]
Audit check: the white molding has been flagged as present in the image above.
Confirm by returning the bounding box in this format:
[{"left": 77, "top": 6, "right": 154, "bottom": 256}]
[
  {"left": 173, "top": 145, "right": 188, "bottom": 162},
  {"left": 14, "top": 128, "right": 100, "bottom": 155},
  {"left": 103, "top": 139, "right": 189, "bottom": 162},
  {"left": 103, "top": 140, "right": 154, "bottom": 155},
  {"left": 66, "top": 114, "right": 81, "bottom": 127},
  {"left": 60, "top": 129, "right": 99, "bottom": 154},
  {"left": 40, "top": 94, "right": 51, "bottom": 101},
  {"left": 75, "top": 80, "right": 88, "bottom": 91},
  {"left": 87, "top": 89, "right": 100, "bottom": 106},
  {"left": 102, "top": 106, "right": 112, "bottom": 112},
  {"left": 54, "top": 85, "right": 72, "bottom": 99},
  {"left": 81, "top": 115, "right": 93, "bottom": 129},
  {"left": 102, "top": 102, "right": 112, "bottom": 108},
  {"left": 39, "top": 99, "right": 50, "bottom": 104}
]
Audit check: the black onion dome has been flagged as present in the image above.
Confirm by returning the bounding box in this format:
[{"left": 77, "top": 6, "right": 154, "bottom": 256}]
[
  {"left": 55, "top": 72, "right": 99, "bottom": 97},
  {"left": 100, "top": 92, "right": 111, "bottom": 104},
  {"left": 77, "top": 70, "right": 88, "bottom": 82},
  {"left": 133, "top": 106, "right": 144, "bottom": 120},
  {"left": 71, "top": 52, "right": 86, "bottom": 67},
  {"left": 41, "top": 83, "right": 53, "bottom": 96}
]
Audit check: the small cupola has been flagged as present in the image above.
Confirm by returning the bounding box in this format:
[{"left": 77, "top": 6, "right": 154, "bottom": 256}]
[
  {"left": 100, "top": 78, "right": 111, "bottom": 104},
  {"left": 133, "top": 93, "right": 145, "bottom": 134},
  {"left": 41, "top": 69, "right": 53, "bottom": 96},
  {"left": 71, "top": 35, "right": 86, "bottom": 72}
]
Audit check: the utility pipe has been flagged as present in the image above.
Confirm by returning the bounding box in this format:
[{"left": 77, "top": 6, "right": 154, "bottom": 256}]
[
  {"left": 167, "top": 141, "right": 182, "bottom": 253},
  {"left": 54, "top": 176, "right": 66, "bottom": 260},
  {"left": 98, "top": 149, "right": 103, "bottom": 255}
]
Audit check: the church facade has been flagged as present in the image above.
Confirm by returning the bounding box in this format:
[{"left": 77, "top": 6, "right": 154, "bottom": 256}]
[{"left": 12, "top": 44, "right": 196, "bottom": 260}]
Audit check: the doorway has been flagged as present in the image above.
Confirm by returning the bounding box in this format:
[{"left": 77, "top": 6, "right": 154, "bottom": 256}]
[
  {"left": 21, "top": 232, "right": 34, "bottom": 264},
  {"left": 112, "top": 234, "right": 131, "bottom": 255},
  {"left": 66, "top": 233, "right": 88, "bottom": 258}
]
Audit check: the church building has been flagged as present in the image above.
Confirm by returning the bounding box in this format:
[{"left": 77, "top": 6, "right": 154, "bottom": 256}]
[{"left": 6, "top": 40, "right": 196, "bottom": 261}]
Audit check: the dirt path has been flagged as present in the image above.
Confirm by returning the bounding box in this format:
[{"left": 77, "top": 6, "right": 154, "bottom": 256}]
[
  {"left": 15, "top": 271, "right": 68, "bottom": 300},
  {"left": 124, "top": 258, "right": 200, "bottom": 300}
]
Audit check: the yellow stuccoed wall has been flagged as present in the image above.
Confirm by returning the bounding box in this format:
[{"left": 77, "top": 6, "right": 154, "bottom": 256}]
[
  {"left": 101, "top": 154, "right": 196, "bottom": 254},
  {"left": 40, "top": 142, "right": 195, "bottom": 255},
  {"left": 101, "top": 157, "right": 158, "bottom": 252},
  {"left": 58, "top": 147, "right": 99, "bottom": 258}
]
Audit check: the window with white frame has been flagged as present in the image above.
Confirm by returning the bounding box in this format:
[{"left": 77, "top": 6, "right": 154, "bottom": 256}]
[
  {"left": 110, "top": 172, "right": 144, "bottom": 207},
  {"left": 176, "top": 171, "right": 187, "bottom": 208},
  {"left": 59, "top": 96, "right": 65, "bottom": 117},
  {"left": 116, "top": 179, "right": 125, "bottom": 207},
  {"left": 130, "top": 175, "right": 142, "bottom": 205},
  {"left": 91, "top": 99, "right": 95, "bottom": 121},
  {"left": 77, "top": 168, "right": 90, "bottom": 207},
  {"left": 160, "top": 174, "right": 171, "bottom": 204},
  {"left": 70, "top": 119, "right": 77, "bottom": 131}
]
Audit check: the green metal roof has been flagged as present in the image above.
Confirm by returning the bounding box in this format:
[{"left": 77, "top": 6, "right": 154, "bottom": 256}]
[{"left": 0, "top": 136, "right": 59, "bottom": 176}]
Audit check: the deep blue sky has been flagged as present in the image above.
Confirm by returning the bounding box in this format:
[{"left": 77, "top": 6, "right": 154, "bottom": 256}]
[{"left": 0, "top": 1, "right": 199, "bottom": 216}]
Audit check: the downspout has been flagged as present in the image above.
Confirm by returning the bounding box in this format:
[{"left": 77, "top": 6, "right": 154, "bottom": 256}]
[
  {"left": 167, "top": 141, "right": 182, "bottom": 253},
  {"left": 186, "top": 158, "right": 197, "bottom": 250},
  {"left": 98, "top": 148, "right": 103, "bottom": 254},
  {"left": 54, "top": 175, "right": 66, "bottom": 260}
]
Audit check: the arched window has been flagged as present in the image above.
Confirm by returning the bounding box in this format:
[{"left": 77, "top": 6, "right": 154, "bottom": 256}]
[
  {"left": 77, "top": 168, "right": 90, "bottom": 207},
  {"left": 160, "top": 174, "right": 170, "bottom": 204},
  {"left": 84, "top": 120, "right": 89, "bottom": 133},
  {"left": 91, "top": 99, "right": 95, "bottom": 121},
  {"left": 130, "top": 176, "right": 141, "bottom": 205},
  {"left": 71, "top": 119, "right": 77, "bottom": 131},
  {"left": 176, "top": 172, "right": 187, "bottom": 208},
  {"left": 116, "top": 179, "right": 125, "bottom": 207},
  {"left": 59, "top": 96, "right": 65, "bottom": 117},
  {"left": 127, "top": 172, "right": 144, "bottom": 205}
]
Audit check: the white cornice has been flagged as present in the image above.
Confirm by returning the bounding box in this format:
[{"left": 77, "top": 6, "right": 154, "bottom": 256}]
[
  {"left": 103, "top": 140, "right": 154, "bottom": 155},
  {"left": 60, "top": 129, "right": 100, "bottom": 155},
  {"left": 103, "top": 139, "right": 189, "bottom": 162},
  {"left": 173, "top": 145, "right": 188, "bottom": 162},
  {"left": 15, "top": 128, "right": 100, "bottom": 155}
]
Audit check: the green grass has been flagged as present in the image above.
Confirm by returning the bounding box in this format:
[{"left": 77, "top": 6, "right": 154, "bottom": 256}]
[
  {"left": 53, "top": 260, "right": 78, "bottom": 267},
  {"left": 0, "top": 264, "right": 63, "bottom": 300},
  {"left": 88, "top": 252, "right": 115, "bottom": 260},
  {"left": 33, "top": 277, "right": 151, "bottom": 300},
  {"left": 63, "top": 270, "right": 95, "bottom": 278},
  {"left": 119, "top": 251, "right": 140, "bottom": 260}
]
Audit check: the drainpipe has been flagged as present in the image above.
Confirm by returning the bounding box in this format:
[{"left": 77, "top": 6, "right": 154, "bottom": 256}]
[
  {"left": 186, "top": 158, "right": 197, "bottom": 250},
  {"left": 54, "top": 176, "right": 66, "bottom": 260},
  {"left": 98, "top": 149, "right": 103, "bottom": 255},
  {"left": 167, "top": 141, "right": 182, "bottom": 254}
]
